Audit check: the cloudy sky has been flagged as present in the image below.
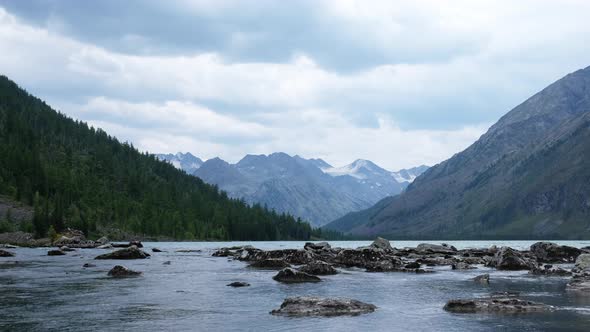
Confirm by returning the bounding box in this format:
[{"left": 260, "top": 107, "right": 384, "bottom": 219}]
[{"left": 1, "top": 0, "right": 589, "bottom": 170}]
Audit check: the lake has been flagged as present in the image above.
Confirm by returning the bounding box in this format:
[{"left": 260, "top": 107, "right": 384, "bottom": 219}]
[{"left": 1, "top": 240, "right": 590, "bottom": 331}]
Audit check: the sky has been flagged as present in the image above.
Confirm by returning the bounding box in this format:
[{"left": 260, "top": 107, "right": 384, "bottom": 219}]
[{"left": 0, "top": 0, "right": 589, "bottom": 170}]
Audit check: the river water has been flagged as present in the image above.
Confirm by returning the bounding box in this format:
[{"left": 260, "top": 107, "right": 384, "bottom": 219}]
[{"left": 1, "top": 240, "right": 590, "bottom": 331}]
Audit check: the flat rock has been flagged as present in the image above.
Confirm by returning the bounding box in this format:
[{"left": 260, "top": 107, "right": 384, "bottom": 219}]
[
  {"left": 107, "top": 265, "right": 141, "bottom": 277},
  {"left": 94, "top": 246, "right": 150, "bottom": 260},
  {"left": 249, "top": 258, "right": 291, "bottom": 269},
  {"left": 0, "top": 249, "right": 15, "bottom": 257},
  {"left": 47, "top": 249, "right": 66, "bottom": 256},
  {"left": 416, "top": 243, "right": 457, "bottom": 254},
  {"left": 444, "top": 297, "right": 553, "bottom": 313},
  {"left": 227, "top": 281, "right": 250, "bottom": 287},
  {"left": 299, "top": 261, "right": 338, "bottom": 275},
  {"left": 272, "top": 268, "right": 321, "bottom": 283},
  {"left": 270, "top": 297, "right": 376, "bottom": 317},
  {"left": 175, "top": 249, "right": 202, "bottom": 253}
]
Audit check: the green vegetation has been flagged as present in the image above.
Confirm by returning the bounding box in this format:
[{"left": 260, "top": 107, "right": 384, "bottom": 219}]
[{"left": 0, "top": 76, "right": 316, "bottom": 240}]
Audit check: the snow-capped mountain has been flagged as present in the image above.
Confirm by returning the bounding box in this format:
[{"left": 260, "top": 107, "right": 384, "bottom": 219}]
[
  {"left": 156, "top": 152, "right": 203, "bottom": 174},
  {"left": 159, "top": 152, "right": 428, "bottom": 227}
]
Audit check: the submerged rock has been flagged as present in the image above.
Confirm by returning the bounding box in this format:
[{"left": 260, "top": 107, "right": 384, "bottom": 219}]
[
  {"left": 83, "top": 263, "right": 96, "bottom": 268},
  {"left": 473, "top": 274, "right": 490, "bottom": 285},
  {"left": 94, "top": 246, "right": 150, "bottom": 260},
  {"left": 452, "top": 262, "right": 476, "bottom": 270},
  {"left": 299, "top": 261, "right": 338, "bottom": 275},
  {"left": 175, "top": 249, "right": 202, "bottom": 253},
  {"left": 107, "top": 265, "right": 141, "bottom": 277},
  {"left": 227, "top": 281, "right": 250, "bottom": 287},
  {"left": 530, "top": 242, "right": 582, "bottom": 263},
  {"left": 249, "top": 259, "right": 291, "bottom": 269},
  {"left": 488, "top": 247, "right": 536, "bottom": 270},
  {"left": 270, "top": 297, "right": 376, "bottom": 317},
  {"left": 47, "top": 249, "right": 66, "bottom": 256},
  {"left": 443, "top": 297, "right": 553, "bottom": 313},
  {"left": 272, "top": 268, "right": 321, "bottom": 283},
  {"left": 0, "top": 249, "right": 15, "bottom": 257},
  {"left": 163, "top": 261, "right": 171, "bottom": 265},
  {"left": 151, "top": 248, "right": 164, "bottom": 253}
]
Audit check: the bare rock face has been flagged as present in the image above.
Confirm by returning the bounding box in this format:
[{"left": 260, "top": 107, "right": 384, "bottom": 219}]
[
  {"left": 107, "top": 265, "right": 141, "bottom": 277},
  {"left": 443, "top": 297, "right": 553, "bottom": 313},
  {"left": 270, "top": 297, "right": 376, "bottom": 317},
  {"left": 0, "top": 249, "right": 15, "bottom": 257},
  {"left": 248, "top": 259, "right": 291, "bottom": 269},
  {"left": 298, "top": 261, "right": 338, "bottom": 275},
  {"left": 488, "top": 247, "right": 536, "bottom": 270},
  {"left": 272, "top": 268, "right": 321, "bottom": 283},
  {"left": 530, "top": 242, "right": 582, "bottom": 263},
  {"left": 94, "top": 246, "right": 150, "bottom": 260}
]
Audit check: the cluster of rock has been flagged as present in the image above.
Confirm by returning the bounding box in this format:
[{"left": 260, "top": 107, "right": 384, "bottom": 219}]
[
  {"left": 212, "top": 239, "right": 590, "bottom": 316},
  {"left": 213, "top": 239, "right": 588, "bottom": 282}
]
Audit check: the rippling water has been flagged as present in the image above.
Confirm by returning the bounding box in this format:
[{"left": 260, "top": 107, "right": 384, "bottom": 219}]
[{"left": 2, "top": 240, "right": 590, "bottom": 331}]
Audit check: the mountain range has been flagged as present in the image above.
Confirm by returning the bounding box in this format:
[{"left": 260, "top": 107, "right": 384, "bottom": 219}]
[
  {"left": 326, "top": 66, "right": 590, "bottom": 240},
  {"left": 156, "top": 152, "right": 428, "bottom": 226}
]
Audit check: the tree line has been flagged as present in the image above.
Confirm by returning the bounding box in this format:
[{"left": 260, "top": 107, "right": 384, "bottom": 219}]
[{"left": 0, "top": 75, "right": 322, "bottom": 241}]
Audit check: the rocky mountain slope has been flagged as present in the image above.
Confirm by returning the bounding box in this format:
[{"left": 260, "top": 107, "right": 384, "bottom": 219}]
[
  {"left": 326, "top": 66, "right": 590, "bottom": 239},
  {"left": 159, "top": 152, "right": 427, "bottom": 226}
]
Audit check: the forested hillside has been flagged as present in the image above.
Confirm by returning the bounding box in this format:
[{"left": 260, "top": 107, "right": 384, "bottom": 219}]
[{"left": 0, "top": 76, "right": 313, "bottom": 240}]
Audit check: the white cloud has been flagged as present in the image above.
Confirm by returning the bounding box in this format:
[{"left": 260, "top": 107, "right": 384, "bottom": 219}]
[{"left": 1, "top": 2, "right": 590, "bottom": 169}]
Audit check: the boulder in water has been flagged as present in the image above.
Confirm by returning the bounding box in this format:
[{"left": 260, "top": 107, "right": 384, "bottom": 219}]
[
  {"left": 270, "top": 297, "right": 376, "bottom": 317},
  {"left": 530, "top": 242, "right": 582, "bottom": 263},
  {"left": 47, "top": 249, "right": 66, "bottom": 256},
  {"left": 151, "top": 248, "right": 164, "bottom": 253},
  {"left": 272, "top": 268, "right": 321, "bottom": 283},
  {"left": 107, "top": 265, "right": 141, "bottom": 277},
  {"left": 304, "top": 242, "right": 331, "bottom": 251},
  {"left": 452, "top": 262, "right": 476, "bottom": 270},
  {"left": 488, "top": 247, "right": 535, "bottom": 270},
  {"left": 94, "top": 246, "right": 150, "bottom": 260},
  {"left": 227, "top": 281, "right": 250, "bottom": 287},
  {"left": 370, "top": 237, "right": 394, "bottom": 252},
  {"left": 473, "top": 274, "right": 490, "bottom": 285}
]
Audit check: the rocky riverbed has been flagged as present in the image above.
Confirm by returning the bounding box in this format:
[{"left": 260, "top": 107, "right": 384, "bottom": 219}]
[{"left": 2, "top": 239, "right": 590, "bottom": 331}]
